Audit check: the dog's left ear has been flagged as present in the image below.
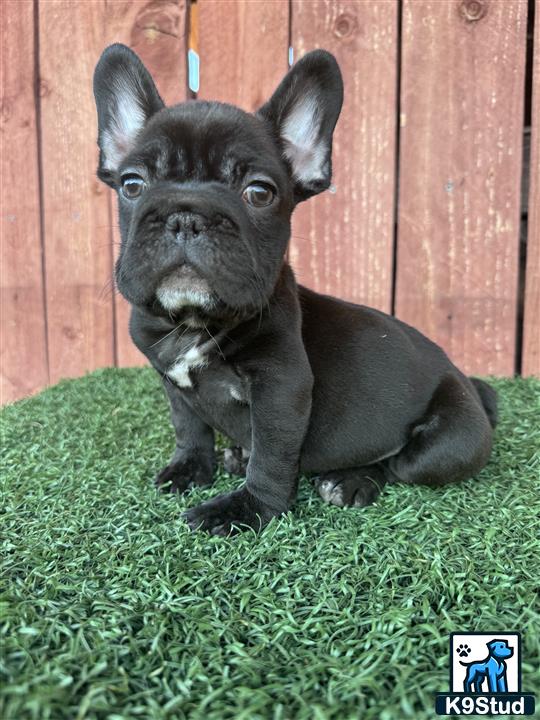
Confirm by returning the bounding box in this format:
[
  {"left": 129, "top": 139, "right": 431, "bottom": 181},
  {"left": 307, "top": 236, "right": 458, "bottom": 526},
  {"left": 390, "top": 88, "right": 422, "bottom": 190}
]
[{"left": 257, "top": 50, "right": 343, "bottom": 202}]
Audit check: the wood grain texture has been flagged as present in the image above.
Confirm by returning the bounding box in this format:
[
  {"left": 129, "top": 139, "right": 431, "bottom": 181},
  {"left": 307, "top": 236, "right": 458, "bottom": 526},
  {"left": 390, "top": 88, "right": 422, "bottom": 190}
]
[
  {"left": 105, "top": 0, "right": 188, "bottom": 366},
  {"left": 2, "top": 0, "right": 536, "bottom": 404},
  {"left": 522, "top": 9, "right": 540, "bottom": 377},
  {"left": 197, "top": 0, "right": 289, "bottom": 109},
  {"left": 38, "top": 0, "right": 115, "bottom": 384},
  {"left": 1, "top": 1, "right": 48, "bottom": 403},
  {"left": 395, "top": 0, "right": 528, "bottom": 376},
  {"left": 290, "top": 0, "right": 398, "bottom": 312}
]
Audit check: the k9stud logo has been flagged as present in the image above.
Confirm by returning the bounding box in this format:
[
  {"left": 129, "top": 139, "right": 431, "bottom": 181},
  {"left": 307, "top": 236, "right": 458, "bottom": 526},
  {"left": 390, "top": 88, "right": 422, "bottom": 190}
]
[{"left": 435, "top": 632, "right": 536, "bottom": 715}]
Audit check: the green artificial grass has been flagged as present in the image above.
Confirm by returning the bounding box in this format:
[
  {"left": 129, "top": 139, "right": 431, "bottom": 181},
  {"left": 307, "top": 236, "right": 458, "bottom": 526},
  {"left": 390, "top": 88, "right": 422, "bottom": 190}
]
[{"left": 1, "top": 370, "right": 539, "bottom": 720}]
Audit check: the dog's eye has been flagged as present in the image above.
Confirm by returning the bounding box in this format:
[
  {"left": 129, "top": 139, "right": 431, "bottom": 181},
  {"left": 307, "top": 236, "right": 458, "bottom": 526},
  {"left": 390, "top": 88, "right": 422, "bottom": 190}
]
[
  {"left": 242, "top": 183, "right": 275, "bottom": 208},
  {"left": 121, "top": 174, "right": 145, "bottom": 199}
]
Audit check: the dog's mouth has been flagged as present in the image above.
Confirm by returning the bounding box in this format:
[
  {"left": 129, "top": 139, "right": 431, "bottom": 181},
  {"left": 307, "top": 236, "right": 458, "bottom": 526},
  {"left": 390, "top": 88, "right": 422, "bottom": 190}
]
[{"left": 155, "top": 265, "right": 215, "bottom": 312}]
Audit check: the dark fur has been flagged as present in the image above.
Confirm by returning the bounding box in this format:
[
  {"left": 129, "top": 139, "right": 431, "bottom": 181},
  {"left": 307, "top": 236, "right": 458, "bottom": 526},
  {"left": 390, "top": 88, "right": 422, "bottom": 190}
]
[{"left": 93, "top": 44, "right": 496, "bottom": 535}]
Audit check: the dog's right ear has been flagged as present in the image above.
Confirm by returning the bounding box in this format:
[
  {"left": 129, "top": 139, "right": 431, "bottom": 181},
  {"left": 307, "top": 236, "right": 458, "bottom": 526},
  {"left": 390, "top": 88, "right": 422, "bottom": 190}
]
[{"left": 93, "top": 44, "right": 164, "bottom": 187}]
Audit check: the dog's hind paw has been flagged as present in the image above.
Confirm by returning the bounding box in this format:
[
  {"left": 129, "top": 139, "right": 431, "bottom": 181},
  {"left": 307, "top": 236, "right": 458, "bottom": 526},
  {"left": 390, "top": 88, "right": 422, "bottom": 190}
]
[
  {"left": 221, "top": 446, "right": 249, "bottom": 476},
  {"left": 313, "top": 465, "right": 388, "bottom": 508}
]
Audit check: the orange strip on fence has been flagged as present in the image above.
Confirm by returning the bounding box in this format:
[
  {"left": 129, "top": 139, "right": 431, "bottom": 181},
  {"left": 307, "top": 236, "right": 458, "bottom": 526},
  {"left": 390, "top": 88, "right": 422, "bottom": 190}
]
[{"left": 197, "top": 0, "right": 289, "bottom": 110}]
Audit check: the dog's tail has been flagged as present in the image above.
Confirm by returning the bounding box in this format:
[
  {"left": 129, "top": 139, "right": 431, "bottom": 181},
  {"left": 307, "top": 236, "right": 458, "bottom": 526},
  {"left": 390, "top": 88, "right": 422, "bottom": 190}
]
[{"left": 470, "top": 377, "right": 498, "bottom": 428}]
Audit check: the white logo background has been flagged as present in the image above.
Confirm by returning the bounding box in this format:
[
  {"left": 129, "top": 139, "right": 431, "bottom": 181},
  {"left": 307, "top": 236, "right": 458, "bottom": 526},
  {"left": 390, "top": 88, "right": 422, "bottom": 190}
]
[{"left": 451, "top": 633, "right": 520, "bottom": 693}]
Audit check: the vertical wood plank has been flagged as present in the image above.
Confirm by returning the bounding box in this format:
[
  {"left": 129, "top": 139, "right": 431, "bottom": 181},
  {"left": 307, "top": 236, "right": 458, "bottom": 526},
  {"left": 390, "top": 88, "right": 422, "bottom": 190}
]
[
  {"left": 290, "top": 0, "right": 398, "bottom": 312},
  {"left": 39, "top": 0, "right": 115, "bottom": 384},
  {"left": 106, "top": 1, "right": 188, "bottom": 367},
  {"left": 38, "top": 1, "right": 187, "bottom": 376},
  {"left": 522, "top": 9, "right": 540, "bottom": 377},
  {"left": 198, "top": 0, "right": 289, "bottom": 109},
  {"left": 1, "top": 0, "right": 48, "bottom": 403},
  {"left": 396, "top": 0, "right": 528, "bottom": 376}
]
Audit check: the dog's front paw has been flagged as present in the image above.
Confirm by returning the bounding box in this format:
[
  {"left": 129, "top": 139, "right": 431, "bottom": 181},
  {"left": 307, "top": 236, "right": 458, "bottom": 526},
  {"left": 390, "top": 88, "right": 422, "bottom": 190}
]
[
  {"left": 154, "top": 455, "right": 214, "bottom": 494},
  {"left": 183, "top": 487, "right": 274, "bottom": 535}
]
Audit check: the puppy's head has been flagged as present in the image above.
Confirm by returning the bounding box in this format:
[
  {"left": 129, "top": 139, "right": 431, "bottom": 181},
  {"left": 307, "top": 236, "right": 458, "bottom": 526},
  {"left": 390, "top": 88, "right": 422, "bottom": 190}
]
[
  {"left": 93, "top": 44, "right": 343, "bottom": 322},
  {"left": 488, "top": 640, "right": 513, "bottom": 659}
]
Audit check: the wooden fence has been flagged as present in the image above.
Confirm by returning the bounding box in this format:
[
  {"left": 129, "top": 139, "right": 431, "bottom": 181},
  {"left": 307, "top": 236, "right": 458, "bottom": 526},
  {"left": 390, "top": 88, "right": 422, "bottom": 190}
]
[{"left": 1, "top": 0, "right": 539, "bottom": 404}]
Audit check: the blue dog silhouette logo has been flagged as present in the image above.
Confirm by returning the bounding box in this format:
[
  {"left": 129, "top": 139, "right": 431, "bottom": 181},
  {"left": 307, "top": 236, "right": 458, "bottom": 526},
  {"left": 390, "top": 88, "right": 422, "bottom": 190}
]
[
  {"left": 459, "top": 638, "right": 513, "bottom": 693},
  {"left": 435, "top": 632, "right": 536, "bottom": 715}
]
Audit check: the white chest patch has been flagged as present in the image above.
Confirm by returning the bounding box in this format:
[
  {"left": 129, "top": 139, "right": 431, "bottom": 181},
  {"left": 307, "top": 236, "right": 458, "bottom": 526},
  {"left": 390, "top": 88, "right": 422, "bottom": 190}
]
[{"left": 168, "top": 345, "right": 208, "bottom": 388}]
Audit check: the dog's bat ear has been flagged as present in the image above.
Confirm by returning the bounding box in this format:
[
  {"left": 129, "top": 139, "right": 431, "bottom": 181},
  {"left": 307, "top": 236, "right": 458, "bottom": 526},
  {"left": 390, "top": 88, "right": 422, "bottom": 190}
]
[
  {"left": 257, "top": 49, "right": 343, "bottom": 203},
  {"left": 93, "top": 44, "right": 164, "bottom": 186}
]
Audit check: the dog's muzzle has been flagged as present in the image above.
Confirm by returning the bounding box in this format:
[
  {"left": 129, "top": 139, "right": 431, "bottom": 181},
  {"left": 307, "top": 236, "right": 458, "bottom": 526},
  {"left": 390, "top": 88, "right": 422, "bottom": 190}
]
[
  {"left": 153, "top": 211, "right": 214, "bottom": 311},
  {"left": 156, "top": 264, "right": 213, "bottom": 311}
]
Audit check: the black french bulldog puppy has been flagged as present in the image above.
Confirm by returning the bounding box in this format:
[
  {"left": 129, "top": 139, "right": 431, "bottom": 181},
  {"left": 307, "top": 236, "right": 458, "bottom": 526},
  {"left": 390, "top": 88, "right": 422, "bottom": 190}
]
[{"left": 93, "top": 44, "right": 497, "bottom": 535}]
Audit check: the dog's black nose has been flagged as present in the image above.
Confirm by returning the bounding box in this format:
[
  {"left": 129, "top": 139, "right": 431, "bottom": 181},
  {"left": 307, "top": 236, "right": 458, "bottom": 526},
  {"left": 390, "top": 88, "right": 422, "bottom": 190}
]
[{"left": 166, "top": 212, "right": 206, "bottom": 238}]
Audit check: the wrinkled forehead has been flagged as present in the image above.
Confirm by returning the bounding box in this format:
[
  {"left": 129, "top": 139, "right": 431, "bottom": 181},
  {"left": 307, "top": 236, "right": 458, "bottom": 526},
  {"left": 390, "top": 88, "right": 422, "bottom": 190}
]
[{"left": 123, "top": 101, "right": 288, "bottom": 186}]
